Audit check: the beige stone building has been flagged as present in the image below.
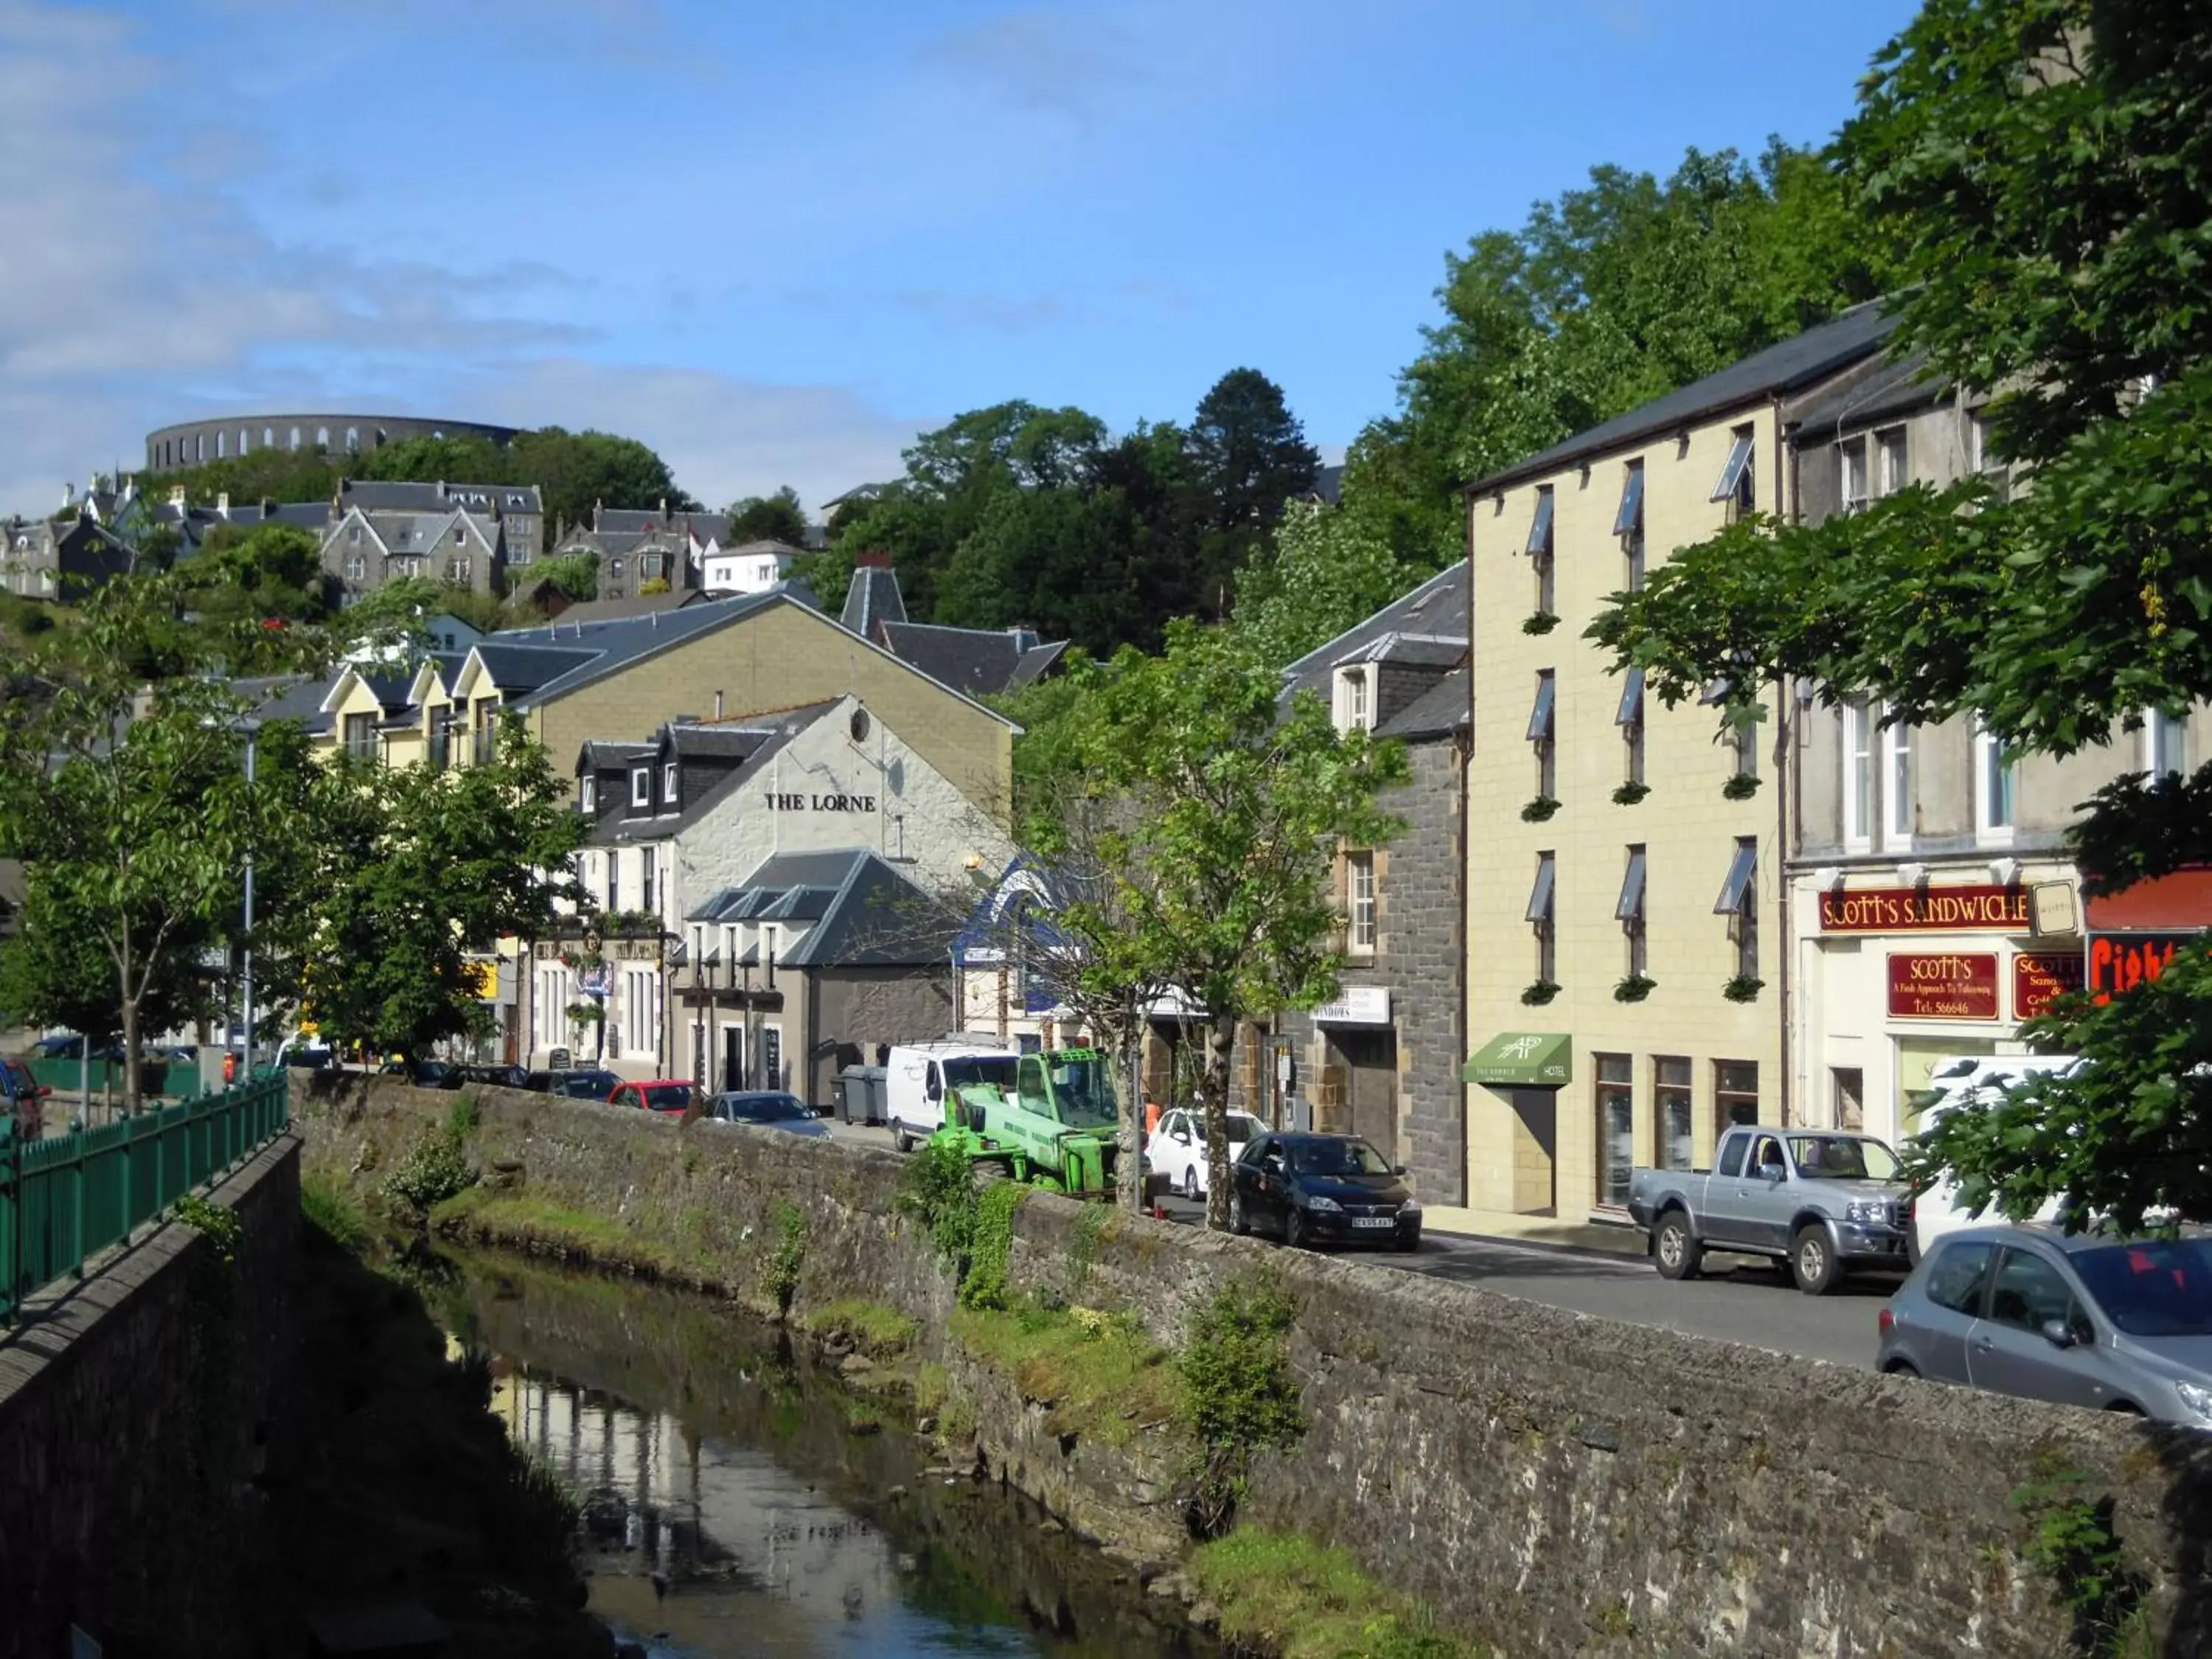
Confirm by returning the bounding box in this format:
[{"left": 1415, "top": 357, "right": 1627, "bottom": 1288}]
[{"left": 1456, "top": 303, "right": 1898, "bottom": 1225}]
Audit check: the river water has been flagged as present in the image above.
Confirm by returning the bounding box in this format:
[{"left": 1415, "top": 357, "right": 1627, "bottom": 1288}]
[{"left": 439, "top": 1251, "right": 1214, "bottom": 1659}]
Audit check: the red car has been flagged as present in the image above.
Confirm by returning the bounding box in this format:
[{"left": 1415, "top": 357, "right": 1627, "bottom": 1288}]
[
  {"left": 1, "top": 1055, "right": 52, "bottom": 1138},
  {"left": 610, "top": 1079, "right": 695, "bottom": 1115}
]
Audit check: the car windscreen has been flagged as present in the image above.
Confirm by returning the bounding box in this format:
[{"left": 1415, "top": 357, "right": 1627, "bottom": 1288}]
[
  {"left": 2070, "top": 1239, "right": 2212, "bottom": 1336},
  {"left": 1287, "top": 1138, "right": 1394, "bottom": 1178},
  {"left": 723, "top": 1093, "right": 808, "bottom": 1121},
  {"left": 1227, "top": 1115, "right": 1259, "bottom": 1144},
  {"left": 1787, "top": 1135, "right": 1899, "bottom": 1181},
  {"left": 641, "top": 1084, "right": 690, "bottom": 1105},
  {"left": 942, "top": 1055, "right": 1019, "bottom": 1092},
  {"left": 1046, "top": 1056, "right": 1119, "bottom": 1128}
]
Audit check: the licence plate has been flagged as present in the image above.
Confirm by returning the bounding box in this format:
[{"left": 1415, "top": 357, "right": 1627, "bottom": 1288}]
[{"left": 1352, "top": 1216, "right": 1394, "bottom": 1229}]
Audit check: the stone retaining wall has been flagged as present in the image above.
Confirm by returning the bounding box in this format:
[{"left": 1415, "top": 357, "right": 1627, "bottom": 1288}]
[
  {"left": 297, "top": 1074, "right": 2212, "bottom": 1658},
  {"left": 0, "top": 1135, "right": 300, "bottom": 1659}
]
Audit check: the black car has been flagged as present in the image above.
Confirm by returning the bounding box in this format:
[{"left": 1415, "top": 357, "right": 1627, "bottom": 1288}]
[
  {"left": 1229, "top": 1131, "right": 1422, "bottom": 1251},
  {"left": 459, "top": 1063, "right": 529, "bottom": 1091},
  {"left": 380, "top": 1059, "right": 466, "bottom": 1089},
  {"left": 552, "top": 1069, "right": 622, "bottom": 1102}
]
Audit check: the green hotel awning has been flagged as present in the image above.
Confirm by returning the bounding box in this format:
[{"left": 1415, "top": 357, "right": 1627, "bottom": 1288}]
[{"left": 1463, "top": 1032, "right": 1572, "bottom": 1088}]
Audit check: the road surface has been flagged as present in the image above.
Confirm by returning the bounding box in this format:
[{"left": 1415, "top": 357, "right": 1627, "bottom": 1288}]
[{"left": 824, "top": 1119, "right": 1891, "bottom": 1369}]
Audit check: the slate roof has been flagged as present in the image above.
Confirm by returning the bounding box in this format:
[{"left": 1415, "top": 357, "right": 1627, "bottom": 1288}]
[
  {"left": 583, "top": 701, "right": 839, "bottom": 845},
  {"left": 339, "top": 481, "right": 542, "bottom": 515},
  {"left": 487, "top": 589, "right": 790, "bottom": 704},
  {"left": 840, "top": 561, "right": 908, "bottom": 638},
  {"left": 543, "top": 590, "right": 706, "bottom": 625},
  {"left": 726, "top": 538, "right": 804, "bottom": 560},
  {"left": 1467, "top": 302, "right": 1902, "bottom": 495},
  {"left": 1335, "top": 634, "right": 1465, "bottom": 671},
  {"left": 470, "top": 642, "right": 599, "bottom": 693},
  {"left": 233, "top": 674, "right": 338, "bottom": 734},
  {"left": 877, "top": 619, "right": 1065, "bottom": 699},
  {"left": 1276, "top": 562, "right": 1470, "bottom": 709},
  {"left": 1007, "top": 639, "right": 1069, "bottom": 690},
  {"left": 1376, "top": 668, "right": 1470, "bottom": 742},
  {"left": 1789, "top": 349, "right": 1950, "bottom": 444},
  {"left": 685, "top": 851, "right": 953, "bottom": 968}
]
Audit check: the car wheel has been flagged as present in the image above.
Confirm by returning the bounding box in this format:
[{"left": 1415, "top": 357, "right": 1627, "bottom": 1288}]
[
  {"left": 1393, "top": 1228, "right": 1421, "bottom": 1254},
  {"left": 1653, "top": 1212, "right": 1703, "bottom": 1281},
  {"left": 1181, "top": 1166, "right": 1200, "bottom": 1203},
  {"left": 891, "top": 1119, "right": 914, "bottom": 1153},
  {"left": 1882, "top": 1360, "right": 1920, "bottom": 1378},
  {"left": 1284, "top": 1208, "right": 1308, "bottom": 1251},
  {"left": 1230, "top": 1192, "right": 1250, "bottom": 1237},
  {"left": 1791, "top": 1224, "right": 1841, "bottom": 1295}
]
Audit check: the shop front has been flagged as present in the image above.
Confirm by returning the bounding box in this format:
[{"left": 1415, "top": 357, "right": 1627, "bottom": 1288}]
[
  {"left": 1793, "top": 870, "right": 2082, "bottom": 1145},
  {"left": 1462, "top": 1033, "right": 1570, "bottom": 1217},
  {"left": 2082, "top": 869, "right": 2212, "bottom": 1003}
]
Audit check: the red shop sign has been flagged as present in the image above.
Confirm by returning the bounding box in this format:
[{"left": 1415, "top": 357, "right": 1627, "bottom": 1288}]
[
  {"left": 2087, "top": 932, "right": 2199, "bottom": 1005},
  {"left": 1821, "top": 885, "right": 2030, "bottom": 934},
  {"left": 1889, "top": 953, "right": 2000, "bottom": 1020},
  {"left": 2013, "top": 952, "right": 2086, "bottom": 1021}
]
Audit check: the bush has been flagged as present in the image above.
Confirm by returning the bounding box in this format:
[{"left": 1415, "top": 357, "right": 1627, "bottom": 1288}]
[
  {"left": 1181, "top": 1277, "right": 1304, "bottom": 1537},
  {"left": 382, "top": 1104, "right": 479, "bottom": 1212}
]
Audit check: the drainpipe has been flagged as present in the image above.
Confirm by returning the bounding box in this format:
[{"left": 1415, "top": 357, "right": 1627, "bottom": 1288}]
[
  {"left": 1455, "top": 715, "right": 1472, "bottom": 1206},
  {"left": 1774, "top": 397, "right": 1795, "bottom": 1128}
]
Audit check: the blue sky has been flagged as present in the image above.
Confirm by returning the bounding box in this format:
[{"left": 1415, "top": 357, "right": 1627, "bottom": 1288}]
[{"left": 1, "top": 0, "right": 1921, "bottom": 518}]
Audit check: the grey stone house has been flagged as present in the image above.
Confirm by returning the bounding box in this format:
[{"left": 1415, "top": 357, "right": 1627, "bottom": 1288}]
[
  {"left": 549, "top": 504, "right": 734, "bottom": 602},
  {"left": 1259, "top": 562, "right": 1472, "bottom": 1203}
]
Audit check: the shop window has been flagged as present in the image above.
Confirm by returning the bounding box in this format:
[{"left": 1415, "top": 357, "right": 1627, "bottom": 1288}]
[
  {"left": 1346, "top": 852, "right": 1376, "bottom": 955},
  {"left": 1616, "top": 844, "right": 1646, "bottom": 978},
  {"left": 1713, "top": 425, "right": 1756, "bottom": 520},
  {"left": 1843, "top": 699, "right": 1874, "bottom": 850},
  {"left": 1596, "top": 1054, "right": 1635, "bottom": 1210},
  {"left": 1832, "top": 1067, "right": 1865, "bottom": 1133},
  {"left": 1617, "top": 668, "right": 1644, "bottom": 786},
  {"left": 1657, "top": 1057, "right": 1694, "bottom": 1170},
  {"left": 1974, "top": 721, "right": 2016, "bottom": 843},
  {"left": 1714, "top": 1060, "right": 1759, "bottom": 1131},
  {"left": 1715, "top": 836, "right": 1759, "bottom": 979},
  {"left": 1527, "top": 852, "right": 1556, "bottom": 985},
  {"left": 1615, "top": 461, "right": 1646, "bottom": 590}
]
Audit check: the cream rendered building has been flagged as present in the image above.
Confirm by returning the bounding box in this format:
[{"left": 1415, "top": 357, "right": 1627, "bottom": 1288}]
[{"left": 1455, "top": 304, "right": 1898, "bottom": 1225}]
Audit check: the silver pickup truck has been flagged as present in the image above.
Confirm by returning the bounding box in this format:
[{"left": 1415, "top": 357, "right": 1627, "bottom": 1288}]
[{"left": 1625, "top": 1124, "right": 1913, "bottom": 1295}]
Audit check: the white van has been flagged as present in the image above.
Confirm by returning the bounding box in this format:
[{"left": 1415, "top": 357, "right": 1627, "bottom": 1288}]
[
  {"left": 883, "top": 1041, "right": 1023, "bottom": 1152},
  {"left": 1907, "top": 1053, "right": 2080, "bottom": 1258}
]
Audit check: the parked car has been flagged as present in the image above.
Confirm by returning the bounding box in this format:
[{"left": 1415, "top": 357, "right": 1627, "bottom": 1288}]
[
  {"left": 1, "top": 1055, "right": 52, "bottom": 1138},
  {"left": 32, "top": 1034, "right": 122, "bottom": 1062},
  {"left": 1627, "top": 1124, "right": 1912, "bottom": 1295},
  {"left": 552, "top": 1069, "right": 622, "bottom": 1102},
  {"left": 1879, "top": 1223, "right": 2212, "bottom": 1425},
  {"left": 1228, "top": 1131, "right": 1421, "bottom": 1251},
  {"left": 883, "top": 1042, "right": 1023, "bottom": 1150},
  {"left": 703, "top": 1091, "right": 832, "bottom": 1138},
  {"left": 1145, "top": 1107, "right": 1263, "bottom": 1200},
  {"left": 1906, "top": 1054, "right": 2081, "bottom": 1259},
  {"left": 611, "top": 1079, "right": 695, "bottom": 1115},
  {"left": 459, "top": 1063, "right": 529, "bottom": 1091},
  {"left": 379, "top": 1058, "right": 466, "bottom": 1089}
]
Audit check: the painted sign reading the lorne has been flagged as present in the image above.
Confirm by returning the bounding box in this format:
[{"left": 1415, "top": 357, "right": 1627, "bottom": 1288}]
[
  {"left": 2014, "top": 951, "right": 2087, "bottom": 1020},
  {"left": 1888, "top": 952, "right": 2001, "bottom": 1020},
  {"left": 1820, "top": 885, "right": 2030, "bottom": 934},
  {"left": 762, "top": 792, "right": 877, "bottom": 813}
]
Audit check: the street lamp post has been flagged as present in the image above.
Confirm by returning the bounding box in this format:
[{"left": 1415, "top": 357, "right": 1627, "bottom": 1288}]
[{"left": 242, "top": 727, "right": 257, "bottom": 1076}]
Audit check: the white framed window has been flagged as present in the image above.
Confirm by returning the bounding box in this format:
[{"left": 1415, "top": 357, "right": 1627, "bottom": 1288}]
[
  {"left": 2146, "top": 709, "right": 2190, "bottom": 780},
  {"left": 580, "top": 775, "right": 597, "bottom": 812},
  {"left": 630, "top": 766, "right": 650, "bottom": 808},
  {"left": 758, "top": 560, "right": 775, "bottom": 582},
  {"left": 1882, "top": 717, "right": 1914, "bottom": 846},
  {"left": 1974, "top": 721, "right": 2017, "bottom": 843},
  {"left": 1842, "top": 699, "right": 1874, "bottom": 850},
  {"left": 1346, "top": 852, "right": 1376, "bottom": 954},
  {"left": 662, "top": 761, "right": 678, "bottom": 804},
  {"left": 349, "top": 523, "right": 361, "bottom": 545},
  {"left": 1875, "top": 427, "right": 1907, "bottom": 498},
  {"left": 1840, "top": 439, "right": 1868, "bottom": 515},
  {"left": 345, "top": 554, "right": 366, "bottom": 582},
  {"left": 1335, "top": 667, "right": 1371, "bottom": 733}
]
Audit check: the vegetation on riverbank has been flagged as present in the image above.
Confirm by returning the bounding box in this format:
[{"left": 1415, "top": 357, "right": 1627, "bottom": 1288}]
[
  {"left": 1190, "top": 1531, "right": 1482, "bottom": 1659},
  {"left": 431, "top": 1185, "right": 684, "bottom": 1277}
]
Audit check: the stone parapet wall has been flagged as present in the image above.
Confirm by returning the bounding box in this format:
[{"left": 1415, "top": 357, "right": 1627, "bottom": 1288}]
[{"left": 298, "top": 1074, "right": 2212, "bottom": 1658}]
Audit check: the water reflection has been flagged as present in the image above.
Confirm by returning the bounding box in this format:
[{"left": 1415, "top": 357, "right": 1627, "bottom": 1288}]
[{"left": 451, "top": 1255, "right": 1209, "bottom": 1659}]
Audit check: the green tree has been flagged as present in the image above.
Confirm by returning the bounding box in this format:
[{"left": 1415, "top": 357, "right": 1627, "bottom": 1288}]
[
  {"left": 509, "top": 427, "right": 695, "bottom": 530},
  {"left": 529, "top": 551, "right": 599, "bottom": 603},
  {"left": 1590, "top": 0, "right": 2212, "bottom": 1231},
  {"left": 726, "top": 486, "right": 809, "bottom": 546},
  {"left": 1232, "top": 500, "right": 1423, "bottom": 670},
  {"left": 353, "top": 433, "right": 516, "bottom": 489},
  {"left": 1035, "top": 622, "right": 1406, "bottom": 1227},
  {"left": 181, "top": 522, "right": 332, "bottom": 625},
  {"left": 302, "top": 713, "right": 584, "bottom": 1064},
  {"left": 1183, "top": 369, "right": 1318, "bottom": 619}
]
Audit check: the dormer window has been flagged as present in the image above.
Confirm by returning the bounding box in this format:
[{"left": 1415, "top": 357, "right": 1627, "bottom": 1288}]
[
  {"left": 1334, "top": 667, "right": 1371, "bottom": 733},
  {"left": 662, "top": 762, "right": 678, "bottom": 804},
  {"left": 581, "top": 775, "right": 597, "bottom": 812},
  {"left": 630, "top": 766, "right": 650, "bottom": 808}
]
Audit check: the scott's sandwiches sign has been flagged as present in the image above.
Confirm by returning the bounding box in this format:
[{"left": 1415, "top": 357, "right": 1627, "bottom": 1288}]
[{"left": 1818, "top": 884, "right": 2030, "bottom": 934}]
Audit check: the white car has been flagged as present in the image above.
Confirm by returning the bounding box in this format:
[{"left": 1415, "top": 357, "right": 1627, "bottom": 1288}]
[
  {"left": 1145, "top": 1107, "right": 1263, "bottom": 1200},
  {"left": 1908, "top": 1053, "right": 2079, "bottom": 1258}
]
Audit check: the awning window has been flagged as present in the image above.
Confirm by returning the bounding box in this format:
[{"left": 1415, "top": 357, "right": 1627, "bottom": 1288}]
[
  {"left": 1615, "top": 667, "right": 1644, "bottom": 727},
  {"left": 1613, "top": 461, "right": 1644, "bottom": 537},
  {"left": 1712, "top": 427, "right": 1756, "bottom": 502},
  {"left": 1616, "top": 846, "right": 1646, "bottom": 922},
  {"left": 1526, "top": 852, "right": 1556, "bottom": 925},
  {"left": 1525, "top": 487, "right": 1554, "bottom": 556},
  {"left": 1714, "top": 837, "right": 1759, "bottom": 916},
  {"left": 1526, "top": 672, "right": 1555, "bottom": 742}
]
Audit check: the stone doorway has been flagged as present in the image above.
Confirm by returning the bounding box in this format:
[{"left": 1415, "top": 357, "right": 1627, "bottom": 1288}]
[{"left": 1324, "top": 1027, "right": 1399, "bottom": 1156}]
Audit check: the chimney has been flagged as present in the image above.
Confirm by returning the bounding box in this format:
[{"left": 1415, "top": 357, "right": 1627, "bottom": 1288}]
[{"left": 855, "top": 549, "right": 892, "bottom": 568}]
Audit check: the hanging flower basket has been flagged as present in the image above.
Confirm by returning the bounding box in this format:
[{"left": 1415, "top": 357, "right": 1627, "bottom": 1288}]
[
  {"left": 1722, "top": 975, "right": 1765, "bottom": 1004},
  {"left": 1722, "top": 773, "right": 1763, "bottom": 801},
  {"left": 1614, "top": 975, "right": 1657, "bottom": 1003},
  {"left": 1520, "top": 980, "right": 1561, "bottom": 1006},
  {"left": 1521, "top": 796, "right": 1561, "bottom": 823},
  {"left": 1612, "top": 782, "right": 1651, "bottom": 806},
  {"left": 1522, "top": 611, "right": 1560, "bottom": 636}
]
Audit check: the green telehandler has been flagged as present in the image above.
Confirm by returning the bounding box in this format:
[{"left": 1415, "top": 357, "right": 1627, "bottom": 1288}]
[{"left": 928, "top": 1047, "right": 1124, "bottom": 1197}]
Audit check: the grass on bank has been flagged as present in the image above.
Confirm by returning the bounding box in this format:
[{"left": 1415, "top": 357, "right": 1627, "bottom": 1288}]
[
  {"left": 430, "top": 1186, "right": 681, "bottom": 1276},
  {"left": 1189, "top": 1530, "right": 1486, "bottom": 1659},
  {"left": 804, "top": 1298, "right": 919, "bottom": 1357},
  {"left": 949, "top": 1297, "right": 1180, "bottom": 1448}
]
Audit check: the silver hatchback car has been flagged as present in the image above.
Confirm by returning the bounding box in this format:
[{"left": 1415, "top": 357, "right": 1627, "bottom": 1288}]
[{"left": 1877, "top": 1222, "right": 2212, "bottom": 1425}]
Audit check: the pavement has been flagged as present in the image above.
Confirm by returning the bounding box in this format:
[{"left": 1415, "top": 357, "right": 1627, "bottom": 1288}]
[{"left": 821, "top": 1116, "right": 1895, "bottom": 1371}]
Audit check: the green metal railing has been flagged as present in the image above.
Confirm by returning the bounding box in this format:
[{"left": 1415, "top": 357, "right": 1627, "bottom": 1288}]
[{"left": 0, "top": 1073, "right": 289, "bottom": 1324}]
